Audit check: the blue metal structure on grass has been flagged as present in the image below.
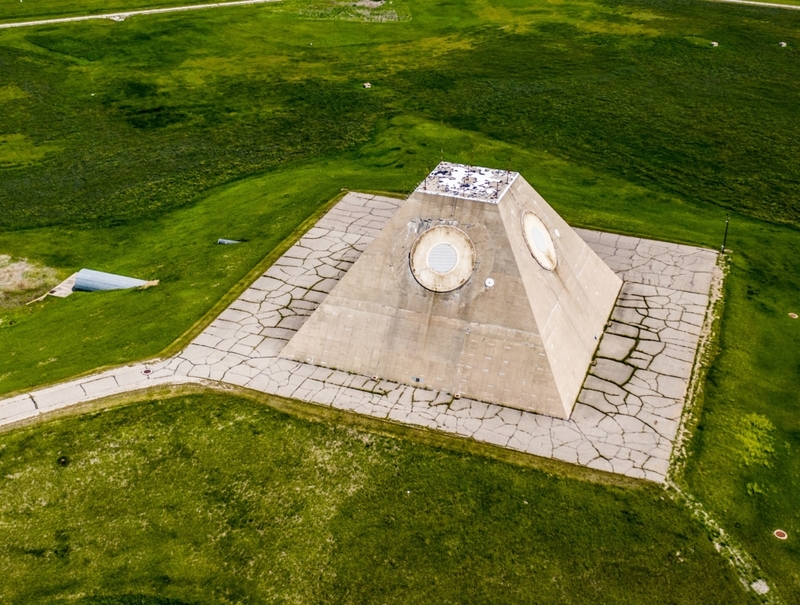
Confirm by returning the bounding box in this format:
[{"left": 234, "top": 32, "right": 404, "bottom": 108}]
[{"left": 73, "top": 269, "right": 148, "bottom": 292}]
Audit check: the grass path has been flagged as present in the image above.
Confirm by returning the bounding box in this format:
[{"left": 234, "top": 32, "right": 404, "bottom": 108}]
[{"left": 0, "top": 0, "right": 278, "bottom": 28}]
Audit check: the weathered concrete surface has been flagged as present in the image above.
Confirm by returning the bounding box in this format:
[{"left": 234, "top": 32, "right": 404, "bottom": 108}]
[
  {"left": 500, "top": 176, "right": 624, "bottom": 415},
  {"left": 163, "top": 192, "right": 718, "bottom": 481},
  {"left": 282, "top": 166, "right": 622, "bottom": 418},
  {"left": 0, "top": 192, "right": 719, "bottom": 483},
  {"left": 0, "top": 361, "right": 198, "bottom": 427}
]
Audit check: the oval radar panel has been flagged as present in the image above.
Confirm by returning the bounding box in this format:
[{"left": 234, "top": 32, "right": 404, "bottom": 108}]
[
  {"left": 410, "top": 226, "right": 476, "bottom": 292},
  {"left": 521, "top": 211, "right": 557, "bottom": 271}
]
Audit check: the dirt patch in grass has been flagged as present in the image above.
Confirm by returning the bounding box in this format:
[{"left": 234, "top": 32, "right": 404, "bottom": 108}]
[{"left": 0, "top": 254, "right": 59, "bottom": 308}]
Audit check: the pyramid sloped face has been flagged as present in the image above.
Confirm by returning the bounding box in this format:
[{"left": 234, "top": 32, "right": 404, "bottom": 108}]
[
  {"left": 281, "top": 164, "right": 622, "bottom": 418},
  {"left": 498, "top": 176, "right": 624, "bottom": 411}
]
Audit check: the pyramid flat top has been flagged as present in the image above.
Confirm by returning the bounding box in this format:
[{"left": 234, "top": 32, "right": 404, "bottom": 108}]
[{"left": 416, "top": 162, "right": 518, "bottom": 204}]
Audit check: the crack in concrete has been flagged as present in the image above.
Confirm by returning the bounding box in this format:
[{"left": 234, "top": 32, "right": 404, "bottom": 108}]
[{"left": 0, "top": 193, "right": 721, "bottom": 483}]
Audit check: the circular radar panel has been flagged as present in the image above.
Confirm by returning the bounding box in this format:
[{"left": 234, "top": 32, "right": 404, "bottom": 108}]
[
  {"left": 410, "top": 226, "right": 476, "bottom": 292},
  {"left": 521, "top": 211, "right": 557, "bottom": 271}
]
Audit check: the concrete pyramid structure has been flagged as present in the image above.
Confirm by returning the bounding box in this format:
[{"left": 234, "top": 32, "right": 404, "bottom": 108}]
[{"left": 281, "top": 163, "right": 623, "bottom": 418}]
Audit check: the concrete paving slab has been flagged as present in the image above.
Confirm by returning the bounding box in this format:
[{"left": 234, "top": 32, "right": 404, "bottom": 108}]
[
  {"left": 0, "top": 192, "right": 720, "bottom": 484},
  {"left": 0, "top": 395, "right": 38, "bottom": 424},
  {"left": 81, "top": 376, "right": 120, "bottom": 397},
  {"left": 33, "top": 384, "right": 89, "bottom": 411}
]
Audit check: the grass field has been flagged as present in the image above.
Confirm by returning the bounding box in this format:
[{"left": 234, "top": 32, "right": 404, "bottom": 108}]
[
  {"left": 1, "top": 0, "right": 799, "bottom": 232},
  {"left": 0, "top": 0, "right": 261, "bottom": 22},
  {"left": 0, "top": 118, "right": 743, "bottom": 397},
  {"left": 0, "top": 391, "right": 751, "bottom": 604},
  {"left": 1, "top": 0, "right": 799, "bottom": 601}
]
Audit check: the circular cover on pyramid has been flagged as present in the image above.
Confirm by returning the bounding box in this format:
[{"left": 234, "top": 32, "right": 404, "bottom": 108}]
[{"left": 281, "top": 163, "right": 623, "bottom": 419}]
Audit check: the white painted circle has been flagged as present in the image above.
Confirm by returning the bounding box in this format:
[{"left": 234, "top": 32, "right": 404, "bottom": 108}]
[
  {"left": 774, "top": 529, "right": 788, "bottom": 540},
  {"left": 428, "top": 243, "right": 458, "bottom": 274},
  {"left": 521, "top": 211, "right": 557, "bottom": 271},
  {"left": 485, "top": 278, "right": 495, "bottom": 288},
  {"left": 410, "top": 226, "right": 476, "bottom": 292},
  {"left": 530, "top": 225, "right": 549, "bottom": 253}
]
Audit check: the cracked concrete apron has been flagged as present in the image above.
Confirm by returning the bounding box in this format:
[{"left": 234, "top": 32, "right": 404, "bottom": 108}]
[{"left": 0, "top": 193, "right": 720, "bottom": 482}]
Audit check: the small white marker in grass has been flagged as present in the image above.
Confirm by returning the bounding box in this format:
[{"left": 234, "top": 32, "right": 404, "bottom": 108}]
[
  {"left": 711, "top": 41, "right": 719, "bottom": 47},
  {"left": 779, "top": 42, "right": 787, "bottom": 47},
  {"left": 751, "top": 580, "right": 769, "bottom": 595}
]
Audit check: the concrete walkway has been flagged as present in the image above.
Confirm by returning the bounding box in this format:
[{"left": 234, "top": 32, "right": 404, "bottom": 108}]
[
  {"left": 0, "top": 0, "right": 278, "bottom": 30},
  {"left": 0, "top": 360, "right": 199, "bottom": 426},
  {"left": 0, "top": 193, "right": 721, "bottom": 483},
  {"left": 712, "top": 0, "right": 800, "bottom": 10}
]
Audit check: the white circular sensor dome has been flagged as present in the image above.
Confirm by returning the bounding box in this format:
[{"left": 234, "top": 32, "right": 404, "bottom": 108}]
[
  {"left": 410, "top": 226, "right": 476, "bottom": 292},
  {"left": 521, "top": 211, "right": 557, "bottom": 271}
]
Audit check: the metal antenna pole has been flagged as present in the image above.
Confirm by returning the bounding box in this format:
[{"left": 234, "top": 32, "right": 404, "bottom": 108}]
[{"left": 721, "top": 214, "right": 730, "bottom": 254}]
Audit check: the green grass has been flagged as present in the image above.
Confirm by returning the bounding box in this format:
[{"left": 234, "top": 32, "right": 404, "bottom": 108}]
[
  {"left": 0, "top": 0, "right": 261, "bottom": 22},
  {"left": 0, "top": 158, "right": 389, "bottom": 394},
  {"left": 0, "top": 117, "right": 738, "bottom": 397},
  {"left": 683, "top": 240, "right": 800, "bottom": 596},
  {"left": 1, "top": 0, "right": 799, "bottom": 231},
  {"left": 0, "top": 133, "right": 60, "bottom": 167},
  {"left": 0, "top": 0, "right": 799, "bottom": 601},
  {"left": 0, "top": 391, "right": 751, "bottom": 604}
]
